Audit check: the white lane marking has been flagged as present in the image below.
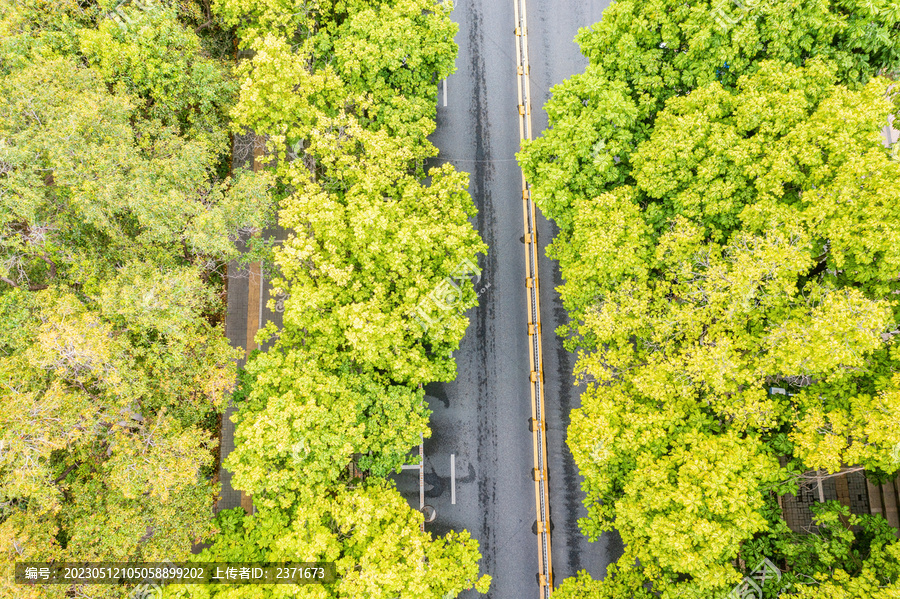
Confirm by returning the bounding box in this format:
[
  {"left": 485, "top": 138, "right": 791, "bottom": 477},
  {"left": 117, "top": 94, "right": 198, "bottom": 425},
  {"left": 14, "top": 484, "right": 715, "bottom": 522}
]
[
  {"left": 443, "top": 78, "right": 448, "bottom": 107},
  {"left": 450, "top": 453, "right": 456, "bottom": 504}
]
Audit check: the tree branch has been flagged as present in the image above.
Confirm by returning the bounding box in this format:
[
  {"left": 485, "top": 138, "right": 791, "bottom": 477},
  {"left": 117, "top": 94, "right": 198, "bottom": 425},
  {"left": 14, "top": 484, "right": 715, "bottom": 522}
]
[
  {"left": 53, "top": 462, "right": 80, "bottom": 485},
  {"left": 194, "top": 18, "right": 215, "bottom": 33},
  {"left": 39, "top": 254, "right": 57, "bottom": 279},
  {"left": 805, "top": 259, "right": 829, "bottom": 281}
]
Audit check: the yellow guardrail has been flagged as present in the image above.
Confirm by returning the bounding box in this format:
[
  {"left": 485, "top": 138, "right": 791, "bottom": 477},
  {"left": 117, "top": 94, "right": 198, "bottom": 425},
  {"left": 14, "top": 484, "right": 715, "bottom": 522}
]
[{"left": 513, "top": 1, "right": 553, "bottom": 596}]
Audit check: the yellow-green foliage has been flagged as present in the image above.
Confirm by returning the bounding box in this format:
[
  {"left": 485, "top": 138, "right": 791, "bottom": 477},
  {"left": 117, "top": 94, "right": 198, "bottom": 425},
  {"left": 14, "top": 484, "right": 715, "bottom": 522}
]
[
  {"left": 195, "top": 1, "right": 490, "bottom": 597},
  {"left": 520, "top": 2, "right": 900, "bottom": 596},
  {"left": 0, "top": 2, "right": 275, "bottom": 597}
]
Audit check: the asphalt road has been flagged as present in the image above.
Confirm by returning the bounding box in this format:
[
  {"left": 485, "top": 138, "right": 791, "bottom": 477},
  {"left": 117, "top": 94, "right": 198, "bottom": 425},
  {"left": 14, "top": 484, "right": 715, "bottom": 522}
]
[{"left": 391, "top": 1, "right": 623, "bottom": 597}]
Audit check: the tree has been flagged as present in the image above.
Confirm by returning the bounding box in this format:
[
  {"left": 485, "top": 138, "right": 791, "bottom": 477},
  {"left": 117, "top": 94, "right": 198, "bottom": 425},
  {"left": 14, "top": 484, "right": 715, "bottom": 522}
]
[
  {"left": 195, "top": 2, "right": 489, "bottom": 597},
  {"left": 567, "top": 59, "right": 900, "bottom": 463},
  {"left": 79, "top": 2, "right": 236, "bottom": 154},
  {"left": 225, "top": 350, "right": 430, "bottom": 508},
  {"left": 218, "top": 0, "right": 458, "bottom": 155},
  {"left": 518, "top": 0, "right": 900, "bottom": 234},
  {"left": 742, "top": 502, "right": 900, "bottom": 598},
  {"left": 271, "top": 147, "right": 486, "bottom": 385},
  {"left": 523, "top": 49, "right": 900, "bottom": 598},
  {"left": 329, "top": 0, "right": 458, "bottom": 146},
  {"left": 0, "top": 53, "right": 272, "bottom": 291},
  {"left": 170, "top": 482, "right": 490, "bottom": 599},
  {"left": 214, "top": 1, "right": 485, "bottom": 386}
]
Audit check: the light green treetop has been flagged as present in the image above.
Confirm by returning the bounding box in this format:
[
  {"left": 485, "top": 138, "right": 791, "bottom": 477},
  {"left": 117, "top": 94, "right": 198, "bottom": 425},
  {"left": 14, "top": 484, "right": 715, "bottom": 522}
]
[
  {"left": 171, "top": 482, "right": 490, "bottom": 599},
  {"left": 556, "top": 59, "right": 900, "bottom": 596},
  {"left": 226, "top": 349, "right": 430, "bottom": 509},
  {"left": 519, "top": 0, "right": 900, "bottom": 232}
]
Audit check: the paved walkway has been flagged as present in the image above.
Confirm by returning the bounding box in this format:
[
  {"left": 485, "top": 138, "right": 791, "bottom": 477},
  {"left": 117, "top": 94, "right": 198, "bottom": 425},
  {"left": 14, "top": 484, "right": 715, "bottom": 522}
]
[
  {"left": 868, "top": 474, "right": 900, "bottom": 535},
  {"left": 779, "top": 457, "right": 900, "bottom": 538},
  {"left": 218, "top": 131, "right": 287, "bottom": 514}
]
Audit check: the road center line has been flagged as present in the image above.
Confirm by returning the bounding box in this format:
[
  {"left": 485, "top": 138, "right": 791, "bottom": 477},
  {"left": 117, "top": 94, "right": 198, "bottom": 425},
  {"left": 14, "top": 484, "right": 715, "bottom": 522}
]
[
  {"left": 443, "top": 78, "right": 448, "bottom": 107},
  {"left": 514, "top": 0, "right": 553, "bottom": 595},
  {"left": 451, "top": 453, "right": 456, "bottom": 504}
]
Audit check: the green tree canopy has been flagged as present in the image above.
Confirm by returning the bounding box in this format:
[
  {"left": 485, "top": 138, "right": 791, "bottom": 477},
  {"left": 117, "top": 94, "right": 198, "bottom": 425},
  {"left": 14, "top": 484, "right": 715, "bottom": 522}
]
[
  {"left": 271, "top": 149, "right": 486, "bottom": 385},
  {"left": 225, "top": 349, "right": 430, "bottom": 508},
  {"left": 198, "top": 1, "right": 489, "bottom": 596},
  {"left": 521, "top": 11, "right": 900, "bottom": 594},
  {"left": 215, "top": 0, "right": 485, "bottom": 386},
  {"left": 0, "top": 3, "right": 274, "bottom": 596},
  {"left": 212, "top": 0, "right": 486, "bottom": 522},
  {"left": 174, "top": 482, "right": 490, "bottom": 599},
  {"left": 519, "top": 0, "right": 900, "bottom": 233}
]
